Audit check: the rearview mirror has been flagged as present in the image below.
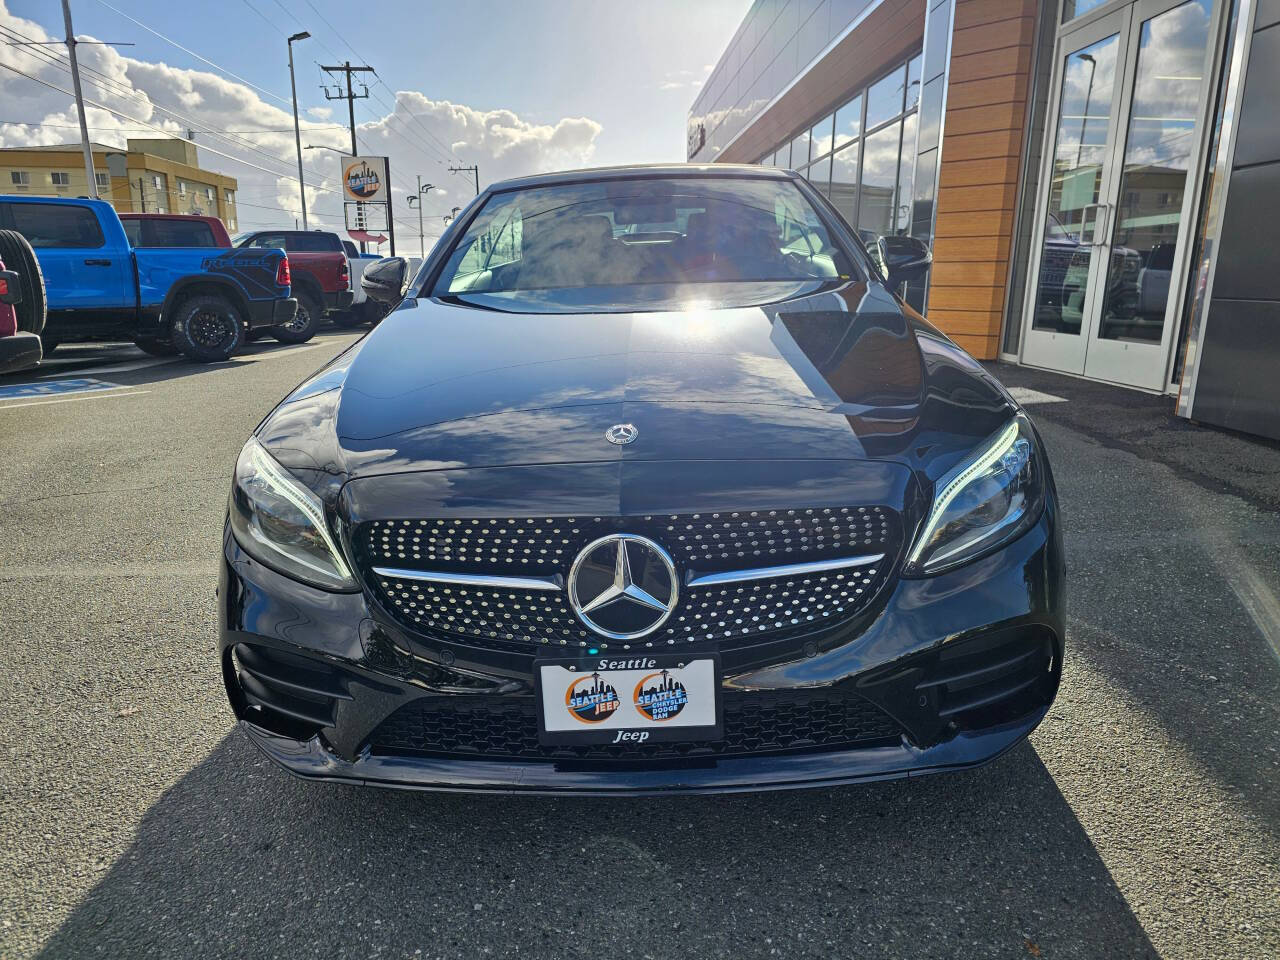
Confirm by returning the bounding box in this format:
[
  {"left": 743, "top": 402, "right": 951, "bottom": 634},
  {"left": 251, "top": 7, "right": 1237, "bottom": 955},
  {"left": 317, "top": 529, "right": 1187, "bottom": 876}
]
[
  {"left": 361, "top": 257, "right": 408, "bottom": 304},
  {"left": 877, "top": 235, "right": 932, "bottom": 287}
]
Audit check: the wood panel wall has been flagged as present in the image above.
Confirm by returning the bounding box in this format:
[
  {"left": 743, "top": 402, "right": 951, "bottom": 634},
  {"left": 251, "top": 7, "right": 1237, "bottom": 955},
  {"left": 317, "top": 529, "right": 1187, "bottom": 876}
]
[{"left": 927, "top": 0, "right": 1040, "bottom": 359}]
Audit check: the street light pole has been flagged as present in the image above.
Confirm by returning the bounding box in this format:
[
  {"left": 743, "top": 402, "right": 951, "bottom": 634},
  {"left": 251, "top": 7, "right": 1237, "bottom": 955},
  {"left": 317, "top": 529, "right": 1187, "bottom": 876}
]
[
  {"left": 406, "top": 178, "right": 435, "bottom": 257},
  {"left": 61, "top": 0, "right": 97, "bottom": 199},
  {"left": 287, "top": 31, "right": 311, "bottom": 230}
]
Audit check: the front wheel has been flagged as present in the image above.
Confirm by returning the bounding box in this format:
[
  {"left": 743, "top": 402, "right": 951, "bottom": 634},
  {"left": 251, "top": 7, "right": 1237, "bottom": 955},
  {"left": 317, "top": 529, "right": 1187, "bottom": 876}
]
[
  {"left": 273, "top": 293, "right": 320, "bottom": 344},
  {"left": 134, "top": 336, "right": 178, "bottom": 357},
  {"left": 169, "top": 294, "right": 244, "bottom": 362},
  {"left": 330, "top": 309, "right": 365, "bottom": 329}
]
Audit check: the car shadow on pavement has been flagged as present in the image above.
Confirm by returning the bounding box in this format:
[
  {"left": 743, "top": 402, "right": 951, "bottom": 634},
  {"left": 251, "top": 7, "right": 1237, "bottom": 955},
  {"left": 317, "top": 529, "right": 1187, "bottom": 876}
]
[{"left": 34, "top": 731, "right": 1158, "bottom": 959}]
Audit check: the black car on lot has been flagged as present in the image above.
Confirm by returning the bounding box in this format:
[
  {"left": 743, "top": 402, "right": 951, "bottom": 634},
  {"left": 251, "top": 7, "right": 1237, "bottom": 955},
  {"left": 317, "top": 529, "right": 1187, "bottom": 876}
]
[{"left": 219, "top": 164, "right": 1064, "bottom": 795}]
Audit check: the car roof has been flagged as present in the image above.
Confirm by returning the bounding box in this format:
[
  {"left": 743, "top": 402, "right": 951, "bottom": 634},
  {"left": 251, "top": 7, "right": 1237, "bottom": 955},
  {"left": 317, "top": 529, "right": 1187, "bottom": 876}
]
[
  {"left": 487, "top": 163, "right": 795, "bottom": 194},
  {"left": 119, "top": 213, "right": 221, "bottom": 222}
]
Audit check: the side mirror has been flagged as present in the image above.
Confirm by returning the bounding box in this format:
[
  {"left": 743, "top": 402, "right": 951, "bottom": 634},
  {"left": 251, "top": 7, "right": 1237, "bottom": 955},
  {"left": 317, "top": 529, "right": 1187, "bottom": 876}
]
[
  {"left": 361, "top": 256, "right": 408, "bottom": 304},
  {"left": 877, "top": 235, "right": 932, "bottom": 286}
]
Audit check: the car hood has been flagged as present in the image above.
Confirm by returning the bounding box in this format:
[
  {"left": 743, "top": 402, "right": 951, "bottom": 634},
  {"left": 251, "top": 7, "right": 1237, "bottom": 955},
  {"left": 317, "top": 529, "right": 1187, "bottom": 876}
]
[{"left": 257, "top": 280, "right": 1014, "bottom": 499}]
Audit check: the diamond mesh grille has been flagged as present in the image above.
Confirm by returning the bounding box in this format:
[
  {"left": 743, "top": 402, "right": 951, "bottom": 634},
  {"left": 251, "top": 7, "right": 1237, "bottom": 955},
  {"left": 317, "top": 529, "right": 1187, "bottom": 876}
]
[
  {"left": 359, "top": 507, "right": 899, "bottom": 654},
  {"left": 366, "top": 507, "right": 892, "bottom": 571}
]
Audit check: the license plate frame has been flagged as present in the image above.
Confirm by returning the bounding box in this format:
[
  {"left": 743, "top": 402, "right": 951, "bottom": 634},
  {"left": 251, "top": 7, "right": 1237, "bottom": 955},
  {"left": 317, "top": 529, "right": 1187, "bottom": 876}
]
[{"left": 534, "top": 653, "right": 722, "bottom": 746}]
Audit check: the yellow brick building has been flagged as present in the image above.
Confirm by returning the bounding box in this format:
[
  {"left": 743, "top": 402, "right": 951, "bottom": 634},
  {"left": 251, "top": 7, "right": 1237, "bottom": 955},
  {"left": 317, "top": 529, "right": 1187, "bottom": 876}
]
[{"left": 0, "top": 138, "right": 238, "bottom": 230}]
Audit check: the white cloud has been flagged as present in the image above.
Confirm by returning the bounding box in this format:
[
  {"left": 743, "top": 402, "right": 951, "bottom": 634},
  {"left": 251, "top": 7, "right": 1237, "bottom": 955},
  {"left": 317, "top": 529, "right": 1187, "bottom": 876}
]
[{"left": 0, "top": 1, "right": 602, "bottom": 244}]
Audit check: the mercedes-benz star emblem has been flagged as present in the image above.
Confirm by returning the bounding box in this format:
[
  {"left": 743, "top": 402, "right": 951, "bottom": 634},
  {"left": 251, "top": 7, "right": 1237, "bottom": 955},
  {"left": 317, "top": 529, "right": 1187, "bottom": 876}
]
[
  {"left": 568, "top": 534, "right": 678, "bottom": 640},
  {"left": 605, "top": 423, "right": 638, "bottom": 445}
]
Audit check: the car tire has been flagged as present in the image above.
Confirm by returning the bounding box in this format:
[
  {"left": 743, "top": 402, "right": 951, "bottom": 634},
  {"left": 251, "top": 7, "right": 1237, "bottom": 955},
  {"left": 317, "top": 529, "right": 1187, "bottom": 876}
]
[
  {"left": 0, "top": 228, "right": 47, "bottom": 334},
  {"left": 169, "top": 294, "right": 244, "bottom": 362},
  {"left": 274, "top": 292, "right": 320, "bottom": 343},
  {"left": 134, "top": 336, "right": 179, "bottom": 357},
  {"left": 361, "top": 299, "right": 388, "bottom": 326},
  {"left": 331, "top": 309, "right": 365, "bottom": 329}
]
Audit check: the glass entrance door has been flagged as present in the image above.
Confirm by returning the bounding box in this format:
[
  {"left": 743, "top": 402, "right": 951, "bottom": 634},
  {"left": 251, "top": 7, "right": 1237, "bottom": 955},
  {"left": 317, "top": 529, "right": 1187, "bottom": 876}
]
[{"left": 1021, "top": 0, "right": 1218, "bottom": 390}]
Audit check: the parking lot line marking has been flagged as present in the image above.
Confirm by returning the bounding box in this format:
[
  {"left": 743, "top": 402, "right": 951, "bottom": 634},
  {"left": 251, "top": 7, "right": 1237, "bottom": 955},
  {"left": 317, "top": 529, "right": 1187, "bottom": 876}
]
[
  {"left": 232, "top": 343, "right": 324, "bottom": 363},
  {"left": 0, "top": 377, "right": 127, "bottom": 401},
  {"left": 45, "top": 357, "right": 176, "bottom": 377},
  {"left": 0, "top": 389, "right": 150, "bottom": 411},
  {"left": 1007, "top": 387, "right": 1067, "bottom": 405}
]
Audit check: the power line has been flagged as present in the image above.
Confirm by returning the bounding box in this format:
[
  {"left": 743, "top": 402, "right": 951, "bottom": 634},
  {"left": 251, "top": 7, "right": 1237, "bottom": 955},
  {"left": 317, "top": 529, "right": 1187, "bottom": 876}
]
[
  {"left": 0, "top": 24, "right": 336, "bottom": 186},
  {"left": 0, "top": 57, "right": 351, "bottom": 197},
  {"left": 91, "top": 0, "right": 292, "bottom": 107}
]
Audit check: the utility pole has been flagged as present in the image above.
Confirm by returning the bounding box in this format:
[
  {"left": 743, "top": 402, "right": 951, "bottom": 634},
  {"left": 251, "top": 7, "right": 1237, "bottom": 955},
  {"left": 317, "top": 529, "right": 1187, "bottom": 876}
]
[
  {"left": 61, "top": 0, "right": 97, "bottom": 199},
  {"left": 321, "top": 61, "right": 375, "bottom": 250},
  {"left": 449, "top": 164, "right": 479, "bottom": 196},
  {"left": 287, "top": 32, "right": 311, "bottom": 229},
  {"left": 137, "top": 176, "right": 145, "bottom": 212},
  {"left": 321, "top": 61, "right": 374, "bottom": 158}
]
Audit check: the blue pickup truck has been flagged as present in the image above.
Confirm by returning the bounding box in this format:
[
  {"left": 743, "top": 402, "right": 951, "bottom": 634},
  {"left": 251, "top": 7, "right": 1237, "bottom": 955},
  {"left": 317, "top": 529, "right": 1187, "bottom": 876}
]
[{"left": 0, "top": 196, "right": 297, "bottom": 362}]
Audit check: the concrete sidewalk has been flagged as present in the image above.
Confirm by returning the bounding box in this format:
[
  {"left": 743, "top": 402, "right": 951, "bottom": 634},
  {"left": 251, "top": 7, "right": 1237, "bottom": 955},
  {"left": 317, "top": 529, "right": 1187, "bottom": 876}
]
[{"left": 987, "top": 361, "right": 1280, "bottom": 512}]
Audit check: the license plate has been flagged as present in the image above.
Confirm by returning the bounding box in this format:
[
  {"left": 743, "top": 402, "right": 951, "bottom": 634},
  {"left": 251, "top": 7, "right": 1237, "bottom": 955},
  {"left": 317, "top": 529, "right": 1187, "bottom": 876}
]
[{"left": 535, "top": 654, "right": 721, "bottom": 746}]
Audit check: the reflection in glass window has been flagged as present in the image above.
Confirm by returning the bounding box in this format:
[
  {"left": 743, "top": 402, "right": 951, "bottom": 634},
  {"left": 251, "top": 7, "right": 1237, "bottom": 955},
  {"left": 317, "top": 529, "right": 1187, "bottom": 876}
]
[
  {"left": 858, "top": 121, "right": 901, "bottom": 238},
  {"left": 829, "top": 143, "right": 859, "bottom": 228},
  {"left": 833, "top": 94, "right": 862, "bottom": 151},
  {"left": 806, "top": 153, "right": 833, "bottom": 199},
  {"left": 906, "top": 55, "right": 922, "bottom": 113},
  {"left": 1097, "top": 0, "right": 1211, "bottom": 343},
  {"left": 894, "top": 113, "right": 918, "bottom": 234},
  {"left": 809, "top": 114, "right": 834, "bottom": 160},
  {"left": 1062, "top": 0, "right": 1108, "bottom": 21},
  {"left": 789, "top": 130, "right": 811, "bottom": 169},
  {"left": 866, "top": 65, "right": 907, "bottom": 130}
]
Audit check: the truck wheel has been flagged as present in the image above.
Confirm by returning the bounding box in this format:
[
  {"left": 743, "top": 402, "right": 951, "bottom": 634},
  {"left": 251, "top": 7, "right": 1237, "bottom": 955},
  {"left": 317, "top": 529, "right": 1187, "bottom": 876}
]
[
  {"left": 273, "top": 292, "right": 320, "bottom": 344},
  {"left": 134, "top": 336, "right": 179, "bottom": 357},
  {"left": 0, "top": 229, "right": 47, "bottom": 334},
  {"left": 331, "top": 309, "right": 365, "bottom": 329},
  {"left": 361, "top": 299, "right": 388, "bottom": 326},
  {"left": 169, "top": 294, "right": 244, "bottom": 362}
]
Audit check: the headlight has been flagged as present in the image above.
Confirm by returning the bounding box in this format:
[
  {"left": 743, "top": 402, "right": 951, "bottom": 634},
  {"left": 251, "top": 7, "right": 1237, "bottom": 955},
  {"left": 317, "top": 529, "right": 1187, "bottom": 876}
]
[
  {"left": 904, "top": 414, "right": 1044, "bottom": 575},
  {"left": 228, "top": 437, "right": 357, "bottom": 591}
]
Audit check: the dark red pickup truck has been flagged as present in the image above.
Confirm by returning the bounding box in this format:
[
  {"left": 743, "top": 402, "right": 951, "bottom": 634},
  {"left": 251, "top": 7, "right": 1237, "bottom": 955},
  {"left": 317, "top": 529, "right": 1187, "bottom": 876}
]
[
  {"left": 232, "top": 230, "right": 351, "bottom": 339},
  {"left": 120, "top": 212, "right": 233, "bottom": 249}
]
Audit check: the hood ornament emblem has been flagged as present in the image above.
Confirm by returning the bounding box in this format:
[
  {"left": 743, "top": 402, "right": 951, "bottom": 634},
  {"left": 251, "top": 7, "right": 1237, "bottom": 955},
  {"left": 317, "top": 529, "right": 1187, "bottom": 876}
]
[
  {"left": 568, "top": 534, "right": 678, "bottom": 640},
  {"left": 605, "top": 423, "right": 638, "bottom": 445}
]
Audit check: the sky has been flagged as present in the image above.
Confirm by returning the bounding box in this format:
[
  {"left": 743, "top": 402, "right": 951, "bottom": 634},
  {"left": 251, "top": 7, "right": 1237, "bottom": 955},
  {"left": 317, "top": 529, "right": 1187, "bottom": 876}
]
[{"left": 2, "top": 0, "right": 749, "bottom": 241}]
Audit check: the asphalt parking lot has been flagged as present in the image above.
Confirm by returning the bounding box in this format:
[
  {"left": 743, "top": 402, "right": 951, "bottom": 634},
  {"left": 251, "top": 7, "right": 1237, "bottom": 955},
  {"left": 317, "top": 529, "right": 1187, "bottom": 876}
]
[{"left": 0, "top": 333, "right": 1276, "bottom": 959}]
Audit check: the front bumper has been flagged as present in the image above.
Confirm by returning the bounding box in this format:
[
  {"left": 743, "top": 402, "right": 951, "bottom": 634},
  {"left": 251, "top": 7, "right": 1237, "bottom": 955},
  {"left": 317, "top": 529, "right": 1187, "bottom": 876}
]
[
  {"left": 245, "top": 297, "right": 298, "bottom": 331},
  {"left": 0, "top": 331, "right": 42, "bottom": 374},
  {"left": 218, "top": 496, "right": 1064, "bottom": 795}
]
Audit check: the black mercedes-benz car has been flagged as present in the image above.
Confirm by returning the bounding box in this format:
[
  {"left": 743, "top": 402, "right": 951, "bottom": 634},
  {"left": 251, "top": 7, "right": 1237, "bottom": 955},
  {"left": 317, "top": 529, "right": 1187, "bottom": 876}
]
[{"left": 219, "top": 165, "right": 1063, "bottom": 795}]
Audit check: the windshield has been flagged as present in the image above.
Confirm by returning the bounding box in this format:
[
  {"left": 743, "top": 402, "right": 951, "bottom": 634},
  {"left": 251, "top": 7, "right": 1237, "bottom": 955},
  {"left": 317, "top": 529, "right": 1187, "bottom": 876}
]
[{"left": 430, "top": 175, "right": 856, "bottom": 311}]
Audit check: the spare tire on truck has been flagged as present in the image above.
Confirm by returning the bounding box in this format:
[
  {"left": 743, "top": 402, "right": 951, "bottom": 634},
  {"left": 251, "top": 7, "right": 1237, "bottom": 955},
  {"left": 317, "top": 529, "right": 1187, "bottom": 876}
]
[
  {"left": 169, "top": 293, "right": 244, "bottom": 362},
  {"left": 0, "top": 228, "right": 47, "bottom": 335}
]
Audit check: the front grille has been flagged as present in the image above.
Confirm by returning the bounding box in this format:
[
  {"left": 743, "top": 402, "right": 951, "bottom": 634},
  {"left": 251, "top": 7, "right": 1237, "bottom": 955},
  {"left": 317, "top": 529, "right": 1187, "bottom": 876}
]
[
  {"left": 366, "top": 687, "right": 901, "bottom": 762},
  {"left": 358, "top": 508, "right": 901, "bottom": 654},
  {"left": 366, "top": 508, "right": 892, "bottom": 571}
]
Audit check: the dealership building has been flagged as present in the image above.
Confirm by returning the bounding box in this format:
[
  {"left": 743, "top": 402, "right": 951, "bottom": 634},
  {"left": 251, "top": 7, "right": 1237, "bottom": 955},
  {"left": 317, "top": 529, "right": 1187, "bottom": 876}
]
[{"left": 689, "top": 0, "right": 1280, "bottom": 440}]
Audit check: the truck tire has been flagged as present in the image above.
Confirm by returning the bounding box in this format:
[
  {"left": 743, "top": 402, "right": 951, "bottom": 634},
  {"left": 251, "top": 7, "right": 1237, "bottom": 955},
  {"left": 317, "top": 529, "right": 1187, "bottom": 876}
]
[
  {"left": 273, "top": 291, "right": 320, "bottom": 344},
  {"left": 169, "top": 294, "right": 244, "bottom": 362},
  {"left": 134, "top": 336, "right": 179, "bottom": 357},
  {"left": 0, "top": 228, "right": 47, "bottom": 334},
  {"left": 331, "top": 309, "right": 365, "bottom": 329}
]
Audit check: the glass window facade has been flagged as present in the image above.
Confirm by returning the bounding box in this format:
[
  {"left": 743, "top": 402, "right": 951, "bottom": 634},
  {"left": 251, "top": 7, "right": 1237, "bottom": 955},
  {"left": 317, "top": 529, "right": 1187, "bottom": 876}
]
[{"left": 752, "top": 56, "right": 922, "bottom": 243}]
